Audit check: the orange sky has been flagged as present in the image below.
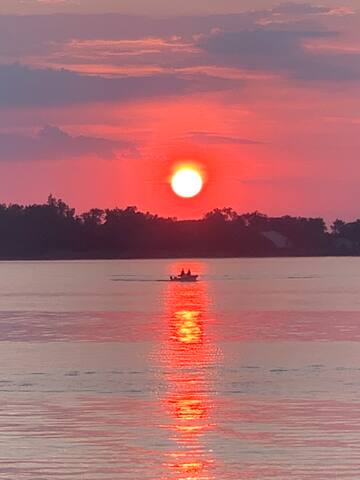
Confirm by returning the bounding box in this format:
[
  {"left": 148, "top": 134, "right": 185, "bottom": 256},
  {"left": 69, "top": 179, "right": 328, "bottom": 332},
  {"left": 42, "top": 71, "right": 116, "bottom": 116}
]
[{"left": 0, "top": 2, "right": 359, "bottom": 219}]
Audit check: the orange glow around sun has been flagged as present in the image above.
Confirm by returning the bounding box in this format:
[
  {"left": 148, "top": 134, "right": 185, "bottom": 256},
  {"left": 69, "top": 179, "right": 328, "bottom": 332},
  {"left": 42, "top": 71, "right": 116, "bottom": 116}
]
[{"left": 171, "top": 166, "right": 204, "bottom": 198}]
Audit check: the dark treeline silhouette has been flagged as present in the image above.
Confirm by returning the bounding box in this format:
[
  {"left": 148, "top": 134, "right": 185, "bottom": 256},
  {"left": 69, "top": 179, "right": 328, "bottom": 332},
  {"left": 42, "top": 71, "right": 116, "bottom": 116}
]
[{"left": 0, "top": 195, "right": 359, "bottom": 259}]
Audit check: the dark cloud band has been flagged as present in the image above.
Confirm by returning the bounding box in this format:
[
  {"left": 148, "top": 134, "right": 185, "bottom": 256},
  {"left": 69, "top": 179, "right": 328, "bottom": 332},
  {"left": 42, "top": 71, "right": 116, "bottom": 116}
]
[{"left": 0, "top": 125, "right": 136, "bottom": 161}]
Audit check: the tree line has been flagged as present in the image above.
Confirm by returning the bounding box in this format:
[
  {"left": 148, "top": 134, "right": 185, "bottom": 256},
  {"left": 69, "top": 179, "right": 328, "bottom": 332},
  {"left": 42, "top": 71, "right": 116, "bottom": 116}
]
[{"left": 0, "top": 195, "right": 358, "bottom": 259}]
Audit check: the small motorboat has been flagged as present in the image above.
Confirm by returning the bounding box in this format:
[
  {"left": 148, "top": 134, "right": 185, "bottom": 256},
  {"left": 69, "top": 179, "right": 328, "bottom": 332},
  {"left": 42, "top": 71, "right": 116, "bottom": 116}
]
[{"left": 170, "top": 273, "right": 199, "bottom": 282}]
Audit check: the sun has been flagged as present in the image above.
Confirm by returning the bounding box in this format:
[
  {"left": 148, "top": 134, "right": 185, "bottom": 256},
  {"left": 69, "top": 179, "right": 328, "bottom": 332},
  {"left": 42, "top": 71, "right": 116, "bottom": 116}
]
[{"left": 171, "top": 167, "right": 204, "bottom": 198}]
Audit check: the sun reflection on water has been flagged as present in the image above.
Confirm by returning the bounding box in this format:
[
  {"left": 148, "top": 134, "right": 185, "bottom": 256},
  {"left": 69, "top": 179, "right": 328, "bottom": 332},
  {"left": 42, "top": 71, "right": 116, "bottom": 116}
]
[
  {"left": 158, "top": 262, "right": 220, "bottom": 480},
  {"left": 174, "top": 310, "right": 202, "bottom": 345}
]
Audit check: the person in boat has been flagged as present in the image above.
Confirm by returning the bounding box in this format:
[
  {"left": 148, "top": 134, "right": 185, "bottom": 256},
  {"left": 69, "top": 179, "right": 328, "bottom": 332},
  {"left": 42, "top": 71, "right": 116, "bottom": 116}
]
[
  {"left": 187, "top": 269, "right": 191, "bottom": 276},
  {"left": 180, "top": 269, "right": 185, "bottom": 276}
]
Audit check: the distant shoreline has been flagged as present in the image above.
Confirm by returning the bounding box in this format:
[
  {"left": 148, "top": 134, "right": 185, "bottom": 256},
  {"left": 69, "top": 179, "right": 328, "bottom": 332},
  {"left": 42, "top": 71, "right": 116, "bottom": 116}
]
[
  {"left": 0, "top": 198, "right": 359, "bottom": 259},
  {"left": 0, "top": 253, "right": 358, "bottom": 261}
]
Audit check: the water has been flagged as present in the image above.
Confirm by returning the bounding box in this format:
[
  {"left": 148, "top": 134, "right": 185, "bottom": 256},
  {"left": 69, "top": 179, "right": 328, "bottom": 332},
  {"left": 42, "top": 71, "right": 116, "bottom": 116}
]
[{"left": 0, "top": 258, "right": 360, "bottom": 479}]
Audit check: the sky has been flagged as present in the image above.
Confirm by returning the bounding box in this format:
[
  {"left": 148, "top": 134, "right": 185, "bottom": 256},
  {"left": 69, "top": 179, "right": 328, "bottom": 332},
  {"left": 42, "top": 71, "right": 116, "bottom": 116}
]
[{"left": 0, "top": 0, "right": 359, "bottom": 220}]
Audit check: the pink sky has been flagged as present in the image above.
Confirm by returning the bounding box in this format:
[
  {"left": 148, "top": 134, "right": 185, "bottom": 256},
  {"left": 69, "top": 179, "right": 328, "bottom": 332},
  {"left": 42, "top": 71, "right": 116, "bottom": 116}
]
[
  {"left": 1, "top": 0, "right": 359, "bottom": 14},
  {"left": 0, "top": 1, "right": 359, "bottom": 219}
]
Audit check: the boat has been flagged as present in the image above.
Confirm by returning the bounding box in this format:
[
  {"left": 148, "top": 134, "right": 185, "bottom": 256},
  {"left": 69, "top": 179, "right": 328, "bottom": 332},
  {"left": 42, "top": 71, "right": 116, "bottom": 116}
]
[{"left": 170, "top": 274, "right": 199, "bottom": 282}]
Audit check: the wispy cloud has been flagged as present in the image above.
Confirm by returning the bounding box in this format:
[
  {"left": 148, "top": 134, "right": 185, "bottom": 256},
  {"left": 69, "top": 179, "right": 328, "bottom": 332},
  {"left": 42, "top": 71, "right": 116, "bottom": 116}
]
[
  {"left": 0, "top": 125, "right": 136, "bottom": 161},
  {"left": 1, "top": 9, "right": 359, "bottom": 85},
  {"left": 197, "top": 28, "right": 360, "bottom": 82},
  {"left": 0, "top": 64, "right": 234, "bottom": 107},
  {"left": 186, "top": 131, "right": 265, "bottom": 145},
  {"left": 271, "top": 3, "right": 330, "bottom": 15}
]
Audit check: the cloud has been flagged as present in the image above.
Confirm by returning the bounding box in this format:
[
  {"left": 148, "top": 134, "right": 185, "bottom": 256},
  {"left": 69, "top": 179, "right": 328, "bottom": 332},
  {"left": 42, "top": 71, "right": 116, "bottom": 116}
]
[
  {"left": 0, "top": 8, "right": 359, "bottom": 105},
  {"left": 0, "top": 125, "right": 136, "bottom": 161},
  {"left": 0, "top": 12, "right": 262, "bottom": 57},
  {"left": 187, "top": 131, "right": 265, "bottom": 145},
  {"left": 0, "top": 64, "right": 234, "bottom": 107},
  {"left": 0, "top": 0, "right": 277, "bottom": 15},
  {"left": 198, "top": 29, "right": 334, "bottom": 61},
  {"left": 272, "top": 3, "right": 330, "bottom": 15},
  {"left": 198, "top": 28, "right": 360, "bottom": 81},
  {"left": 1, "top": 10, "right": 358, "bottom": 85}
]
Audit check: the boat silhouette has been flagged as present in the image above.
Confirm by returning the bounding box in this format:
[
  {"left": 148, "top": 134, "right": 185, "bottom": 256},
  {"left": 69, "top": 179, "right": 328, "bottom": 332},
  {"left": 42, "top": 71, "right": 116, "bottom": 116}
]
[{"left": 170, "top": 273, "right": 199, "bottom": 282}]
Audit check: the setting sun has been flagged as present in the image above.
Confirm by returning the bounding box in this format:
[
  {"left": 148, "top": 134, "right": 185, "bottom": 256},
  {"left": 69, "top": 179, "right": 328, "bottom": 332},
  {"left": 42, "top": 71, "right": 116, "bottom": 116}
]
[{"left": 171, "top": 167, "right": 203, "bottom": 198}]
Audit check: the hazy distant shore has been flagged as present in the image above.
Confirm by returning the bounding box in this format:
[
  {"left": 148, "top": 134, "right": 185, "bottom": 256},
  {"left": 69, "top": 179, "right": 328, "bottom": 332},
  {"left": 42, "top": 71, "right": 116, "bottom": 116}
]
[
  {"left": 0, "top": 196, "right": 359, "bottom": 259},
  {"left": 0, "top": 252, "right": 357, "bottom": 261}
]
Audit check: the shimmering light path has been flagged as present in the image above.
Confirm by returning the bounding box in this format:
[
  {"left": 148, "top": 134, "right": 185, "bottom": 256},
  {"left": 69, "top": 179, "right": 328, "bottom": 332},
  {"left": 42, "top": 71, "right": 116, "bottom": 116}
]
[{"left": 157, "top": 279, "right": 220, "bottom": 479}]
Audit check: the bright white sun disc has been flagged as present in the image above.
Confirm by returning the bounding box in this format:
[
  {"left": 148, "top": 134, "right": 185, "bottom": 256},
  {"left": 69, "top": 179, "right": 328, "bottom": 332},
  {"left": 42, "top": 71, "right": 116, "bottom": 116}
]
[{"left": 171, "top": 168, "right": 203, "bottom": 198}]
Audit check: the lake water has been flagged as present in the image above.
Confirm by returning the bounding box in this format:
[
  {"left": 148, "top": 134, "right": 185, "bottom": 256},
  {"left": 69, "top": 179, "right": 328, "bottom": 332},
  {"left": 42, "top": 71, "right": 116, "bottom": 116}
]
[{"left": 0, "top": 258, "right": 360, "bottom": 479}]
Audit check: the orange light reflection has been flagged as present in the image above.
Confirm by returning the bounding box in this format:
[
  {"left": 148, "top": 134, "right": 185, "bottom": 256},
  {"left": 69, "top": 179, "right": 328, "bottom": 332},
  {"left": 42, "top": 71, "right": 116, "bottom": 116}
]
[{"left": 159, "top": 262, "right": 220, "bottom": 480}]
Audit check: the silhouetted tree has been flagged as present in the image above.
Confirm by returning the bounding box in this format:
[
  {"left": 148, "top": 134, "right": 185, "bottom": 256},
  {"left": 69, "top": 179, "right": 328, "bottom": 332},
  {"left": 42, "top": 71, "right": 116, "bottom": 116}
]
[
  {"left": 331, "top": 219, "right": 346, "bottom": 236},
  {"left": 0, "top": 196, "right": 357, "bottom": 258}
]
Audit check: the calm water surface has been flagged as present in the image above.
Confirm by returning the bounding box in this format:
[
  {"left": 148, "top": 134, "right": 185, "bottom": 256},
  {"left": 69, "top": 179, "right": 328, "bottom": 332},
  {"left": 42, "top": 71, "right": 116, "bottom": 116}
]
[{"left": 0, "top": 258, "right": 360, "bottom": 479}]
